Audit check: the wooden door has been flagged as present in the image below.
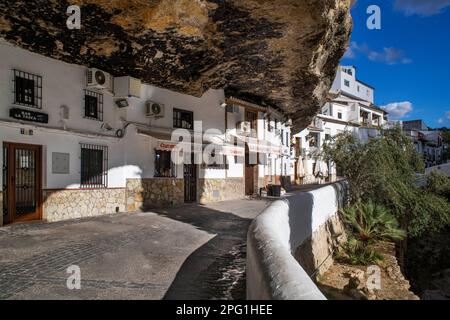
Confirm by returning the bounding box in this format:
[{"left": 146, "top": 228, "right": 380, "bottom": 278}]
[
  {"left": 244, "top": 111, "right": 257, "bottom": 196},
  {"left": 245, "top": 163, "right": 254, "bottom": 196},
  {"left": 184, "top": 163, "right": 197, "bottom": 202},
  {"left": 245, "top": 146, "right": 255, "bottom": 196},
  {"left": 246, "top": 111, "right": 257, "bottom": 135},
  {"left": 3, "top": 142, "right": 42, "bottom": 224}
]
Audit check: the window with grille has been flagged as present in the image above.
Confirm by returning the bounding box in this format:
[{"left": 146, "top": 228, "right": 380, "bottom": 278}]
[
  {"left": 84, "top": 90, "right": 103, "bottom": 121},
  {"left": 155, "top": 150, "right": 176, "bottom": 177},
  {"left": 80, "top": 144, "right": 108, "bottom": 188},
  {"left": 173, "top": 108, "right": 193, "bottom": 129},
  {"left": 13, "top": 69, "right": 42, "bottom": 109}
]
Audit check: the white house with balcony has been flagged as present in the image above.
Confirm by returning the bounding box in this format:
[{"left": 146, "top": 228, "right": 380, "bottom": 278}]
[
  {"left": 293, "top": 66, "right": 387, "bottom": 184},
  {"left": 0, "top": 40, "right": 292, "bottom": 227}
]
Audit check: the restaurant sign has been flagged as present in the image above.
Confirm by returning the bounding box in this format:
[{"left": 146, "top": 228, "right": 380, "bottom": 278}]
[{"left": 10, "top": 108, "right": 49, "bottom": 124}]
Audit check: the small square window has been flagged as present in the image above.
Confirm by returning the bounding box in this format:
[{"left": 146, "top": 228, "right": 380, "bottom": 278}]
[
  {"left": 84, "top": 90, "right": 103, "bottom": 121},
  {"left": 13, "top": 69, "right": 42, "bottom": 109},
  {"left": 80, "top": 144, "right": 108, "bottom": 188},
  {"left": 337, "top": 112, "right": 343, "bottom": 119},
  {"left": 173, "top": 108, "right": 193, "bottom": 129},
  {"left": 344, "top": 80, "right": 350, "bottom": 87},
  {"left": 155, "top": 150, "right": 176, "bottom": 177}
]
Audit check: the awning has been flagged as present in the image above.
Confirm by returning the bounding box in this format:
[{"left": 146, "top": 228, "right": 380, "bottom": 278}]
[
  {"left": 155, "top": 140, "right": 205, "bottom": 153},
  {"left": 155, "top": 140, "right": 245, "bottom": 157},
  {"left": 230, "top": 134, "right": 282, "bottom": 155},
  {"left": 155, "top": 141, "right": 179, "bottom": 151},
  {"left": 221, "top": 145, "right": 245, "bottom": 157},
  {"left": 137, "top": 128, "right": 173, "bottom": 141}
]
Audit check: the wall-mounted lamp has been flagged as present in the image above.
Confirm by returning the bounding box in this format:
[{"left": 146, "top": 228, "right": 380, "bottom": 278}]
[
  {"left": 115, "top": 98, "right": 129, "bottom": 108},
  {"left": 101, "top": 122, "right": 113, "bottom": 131}
]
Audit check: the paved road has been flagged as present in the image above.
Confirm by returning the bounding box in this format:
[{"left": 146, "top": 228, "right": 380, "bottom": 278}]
[{"left": 0, "top": 199, "right": 272, "bottom": 300}]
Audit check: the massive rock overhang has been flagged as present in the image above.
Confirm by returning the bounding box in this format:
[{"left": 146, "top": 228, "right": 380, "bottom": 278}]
[{"left": 0, "top": 0, "right": 352, "bottom": 131}]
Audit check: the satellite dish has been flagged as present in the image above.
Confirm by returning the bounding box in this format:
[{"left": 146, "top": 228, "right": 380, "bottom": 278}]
[{"left": 95, "top": 70, "right": 106, "bottom": 85}]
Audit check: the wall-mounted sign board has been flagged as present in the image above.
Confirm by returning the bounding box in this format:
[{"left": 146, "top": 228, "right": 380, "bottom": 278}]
[
  {"left": 10, "top": 108, "right": 49, "bottom": 124},
  {"left": 52, "top": 152, "right": 70, "bottom": 174}
]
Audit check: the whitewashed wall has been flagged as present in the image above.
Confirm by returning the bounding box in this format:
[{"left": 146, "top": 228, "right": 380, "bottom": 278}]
[
  {"left": 0, "top": 41, "right": 233, "bottom": 187},
  {"left": 330, "top": 66, "right": 374, "bottom": 103},
  {"left": 0, "top": 124, "right": 125, "bottom": 189}
]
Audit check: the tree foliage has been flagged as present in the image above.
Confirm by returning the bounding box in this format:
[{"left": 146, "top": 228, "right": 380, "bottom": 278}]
[
  {"left": 337, "top": 201, "right": 406, "bottom": 265},
  {"left": 323, "top": 128, "right": 450, "bottom": 238},
  {"left": 341, "top": 201, "right": 406, "bottom": 243}
]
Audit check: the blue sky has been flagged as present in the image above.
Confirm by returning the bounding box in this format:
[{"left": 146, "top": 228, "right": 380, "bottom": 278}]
[{"left": 341, "top": 0, "right": 450, "bottom": 128}]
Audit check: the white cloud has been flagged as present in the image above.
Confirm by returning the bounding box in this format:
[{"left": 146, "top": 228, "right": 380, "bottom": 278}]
[
  {"left": 345, "top": 42, "right": 412, "bottom": 65},
  {"left": 446, "top": 111, "right": 450, "bottom": 120},
  {"left": 394, "top": 0, "right": 450, "bottom": 16},
  {"left": 381, "top": 101, "right": 413, "bottom": 119},
  {"left": 438, "top": 118, "right": 444, "bottom": 124},
  {"left": 368, "top": 47, "right": 412, "bottom": 65}
]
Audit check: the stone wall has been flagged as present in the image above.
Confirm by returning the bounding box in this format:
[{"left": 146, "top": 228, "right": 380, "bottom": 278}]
[
  {"left": 247, "top": 181, "right": 348, "bottom": 300},
  {"left": 43, "top": 188, "right": 126, "bottom": 222},
  {"left": 198, "top": 178, "right": 244, "bottom": 203},
  {"left": 294, "top": 214, "right": 347, "bottom": 277},
  {"left": 126, "top": 178, "right": 184, "bottom": 211}
]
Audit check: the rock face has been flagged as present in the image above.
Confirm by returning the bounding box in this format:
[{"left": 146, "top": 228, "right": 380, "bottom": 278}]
[{"left": 0, "top": 0, "right": 352, "bottom": 131}]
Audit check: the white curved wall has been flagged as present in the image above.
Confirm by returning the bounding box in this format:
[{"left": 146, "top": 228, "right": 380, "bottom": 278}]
[{"left": 247, "top": 181, "right": 348, "bottom": 300}]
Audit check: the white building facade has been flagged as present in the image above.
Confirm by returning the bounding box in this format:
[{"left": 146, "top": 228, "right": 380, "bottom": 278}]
[
  {"left": 402, "top": 120, "right": 444, "bottom": 168},
  {"left": 293, "top": 66, "right": 387, "bottom": 184},
  {"left": 0, "top": 41, "right": 292, "bottom": 226}
]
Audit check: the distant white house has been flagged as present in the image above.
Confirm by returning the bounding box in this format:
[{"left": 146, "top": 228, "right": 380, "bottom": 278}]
[
  {"left": 293, "top": 66, "right": 387, "bottom": 184},
  {"left": 402, "top": 120, "right": 444, "bottom": 168}
]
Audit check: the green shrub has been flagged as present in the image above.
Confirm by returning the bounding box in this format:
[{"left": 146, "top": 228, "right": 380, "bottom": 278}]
[
  {"left": 337, "top": 201, "right": 406, "bottom": 265},
  {"left": 341, "top": 201, "right": 406, "bottom": 243},
  {"left": 337, "top": 237, "right": 383, "bottom": 266},
  {"left": 425, "top": 170, "right": 450, "bottom": 200}
]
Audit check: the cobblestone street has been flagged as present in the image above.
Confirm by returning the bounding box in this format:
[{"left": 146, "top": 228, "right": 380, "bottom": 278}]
[{"left": 0, "top": 199, "right": 272, "bottom": 300}]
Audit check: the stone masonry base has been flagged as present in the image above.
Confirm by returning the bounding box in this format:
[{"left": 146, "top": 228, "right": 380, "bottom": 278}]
[
  {"left": 198, "top": 178, "right": 245, "bottom": 203},
  {"left": 294, "top": 214, "right": 347, "bottom": 278},
  {"left": 43, "top": 188, "right": 126, "bottom": 222},
  {"left": 126, "top": 178, "right": 184, "bottom": 211}
]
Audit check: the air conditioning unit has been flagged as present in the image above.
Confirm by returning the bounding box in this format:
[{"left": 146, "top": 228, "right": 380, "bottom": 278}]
[
  {"left": 86, "top": 68, "right": 113, "bottom": 91},
  {"left": 114, "top": 76, "right": 141, "bottom": 98},
  {"left": 237, "top": 121, "right": 252, "bottom": 135},
  {"left": 145, "top": 101, "right": 165, "bottom": 118}
]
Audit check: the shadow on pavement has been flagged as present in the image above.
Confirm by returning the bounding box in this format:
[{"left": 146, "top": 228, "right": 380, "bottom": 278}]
[{"left": 150, "top": 203, "right": 254, "bottom": 300}]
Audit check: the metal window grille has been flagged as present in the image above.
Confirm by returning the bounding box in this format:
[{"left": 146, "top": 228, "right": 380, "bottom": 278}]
[
  {"left": 154, "top": 150, "right": 176, "bottom": 177},
  {"left": 173, "top": 108, "right": 193, "bottom": 129},
  {"left": 83, "top": 90, "right": 103, "bottom": 121},
  {"left": 80, "top": 144, "right": 108, "bottom": 188},
  {"left": 2, "top": 145, "right": 8, "bottom": 222},
  {"left": 12, "top": 69, "right": 42, "bottom": 109}
]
